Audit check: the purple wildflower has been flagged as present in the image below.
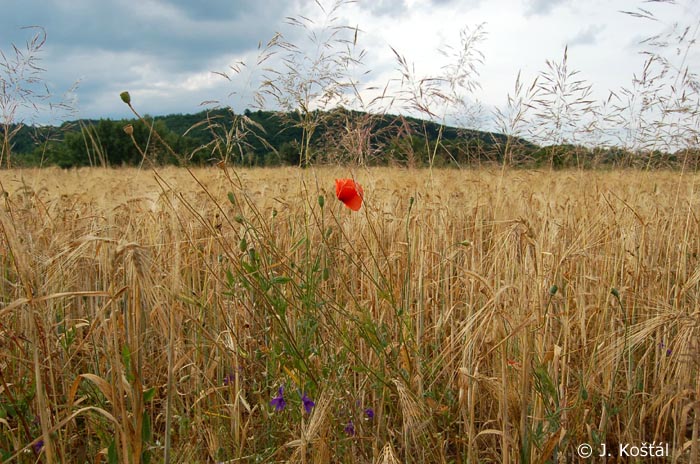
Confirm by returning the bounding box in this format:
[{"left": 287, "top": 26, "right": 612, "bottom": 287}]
[
  {"left": 270, "top": 385, "right": 286, "bottom": 411},
  {"left": 223, "top": 372, "right": 235, "bottom": 386},
  {"left": 344, "top": 420, "right": 355, "bottom": 436},
  {"left": 364, "top": 407, "right": 374, "bottom": 420},
  {"left": 659, "top": 342, "right": 672, "bottom": 357},
  {"left": 301, "top": 392, "right": 315, "bottom": 414},
  {"left": 33, "top": 439, "right": 44, "bottom": 454}
]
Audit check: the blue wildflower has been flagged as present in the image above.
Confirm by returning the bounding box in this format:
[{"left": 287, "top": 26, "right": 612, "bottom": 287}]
[
  {"left": 344, "top": 420, "right": 355, "bottom": 436},
  {"left": 659, "top": 342, "right": 672, "bottom": 357},
  {"left": 364, "top": 407, "right": 374, "bottom": 420},
  {"left": 33, "top": 439, "right": 44, "bottom": 454},
  {"left": 301, "top": 392, "right": 315, "bottom": 414},
  {"left": 270, "top": 385, "right": 286, "bottom": 411}
]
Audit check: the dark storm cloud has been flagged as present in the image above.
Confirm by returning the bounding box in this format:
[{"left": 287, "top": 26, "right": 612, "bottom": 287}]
[
  {"left": 163, "top": 0, "right": 277, "bottom": 21},
  {"left": 0, "top": 0, "right": 302, "bottom": 121},
  {"left": 2, "top": 0, "right": 296, "bottom": 71}
]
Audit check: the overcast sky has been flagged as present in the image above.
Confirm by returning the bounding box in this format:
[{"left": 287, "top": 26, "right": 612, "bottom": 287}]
[{"left": 2, "top": 0, "right": 699, "bottom": 135}]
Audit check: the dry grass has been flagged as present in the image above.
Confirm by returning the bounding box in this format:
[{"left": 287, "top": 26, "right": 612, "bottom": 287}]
[{"left": 0, "top": 165, "right": 698, "bottom": 463}]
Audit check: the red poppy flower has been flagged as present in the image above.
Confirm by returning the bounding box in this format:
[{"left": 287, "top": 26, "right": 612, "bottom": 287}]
[{"left": 335, "top": 178, "right": 364, "bottom": 211}]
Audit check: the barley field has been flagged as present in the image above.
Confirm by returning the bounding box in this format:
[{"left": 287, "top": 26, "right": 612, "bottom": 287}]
[{"left": 0, "top": 166, "right": 698, "bottom": 463}]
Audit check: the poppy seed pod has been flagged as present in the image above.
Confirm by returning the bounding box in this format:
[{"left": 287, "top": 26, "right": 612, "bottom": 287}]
[
  {"left": 120, "top": 91, "right": 131, "bottom": 104},
  {"left": 123, "top": 124, "right": 134, "bottom": 136}
]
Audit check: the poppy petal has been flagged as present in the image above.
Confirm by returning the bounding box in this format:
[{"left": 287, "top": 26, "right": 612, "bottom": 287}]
[
  {"left": 335, "top": 178, "right": 363, "bottom": 211},
  {"left": 343, "top": 194, "right": 363, "bottom": 211}
]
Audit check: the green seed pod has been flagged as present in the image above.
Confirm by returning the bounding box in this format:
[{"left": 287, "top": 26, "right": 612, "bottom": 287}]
[
  {"left": 318, "top": 195, "right": 325, "bottom": 208},
  {"left": 120, "top": 91, "right": 131, "bottom": 104},
  {"left": 549, "top": 285, "right": 558, "bottom": 296}
]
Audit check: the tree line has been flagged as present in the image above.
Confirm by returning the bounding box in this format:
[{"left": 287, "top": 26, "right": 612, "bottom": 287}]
[{"left": 4, "top": 108, "right": 698, "bottom": 169}]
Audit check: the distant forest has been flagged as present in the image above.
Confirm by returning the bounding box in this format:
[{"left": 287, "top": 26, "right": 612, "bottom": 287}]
[{"left": 4, "top": 108, "right": 697, "bottom": 169}]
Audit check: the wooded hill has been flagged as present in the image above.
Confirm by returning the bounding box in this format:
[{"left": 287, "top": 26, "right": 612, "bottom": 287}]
[{"left": 4, "top": 108, "right": 694, "bottom": 168}]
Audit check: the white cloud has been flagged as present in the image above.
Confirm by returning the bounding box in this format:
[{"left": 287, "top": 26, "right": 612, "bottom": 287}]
[
  {"left": 523, "top": 0, "right": 569, "bottom": 16},
  {"left": 568, "top": 24, "right": 605, "bottom": 47}
]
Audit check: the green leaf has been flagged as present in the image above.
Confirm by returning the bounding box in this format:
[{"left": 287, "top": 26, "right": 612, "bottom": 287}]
[
  {"left": 350, "top": 364, "right": 367, "bottom": 373},
  {"left": 247, "top": 247, "right": 257, "bottom": 262},
  {"left": 580, "top": 385, "right": 588, "bottom": 401},
  {"left": 240, "top": 260, "right": 256, "bottom": 274},
  {"left": 142, "top": 411, "right": 152, "bottom": 443},
  {"left": 533, "top": 364, "right": 558, "bottom": 403},
  {"left": 108, "top": 439, "right": 118, "bottom": 464},
  {"left": 289, "top": 236, "right": 307, "bottom": 253},
  {"left": 121, "top": 345, "right": 134, "bottom": 383},
  {"left": 271, "top": 276, "right": 291, "bottom": 285},
  {"left": 143, "top": 387, "right": 156, "bottom": 403}
]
